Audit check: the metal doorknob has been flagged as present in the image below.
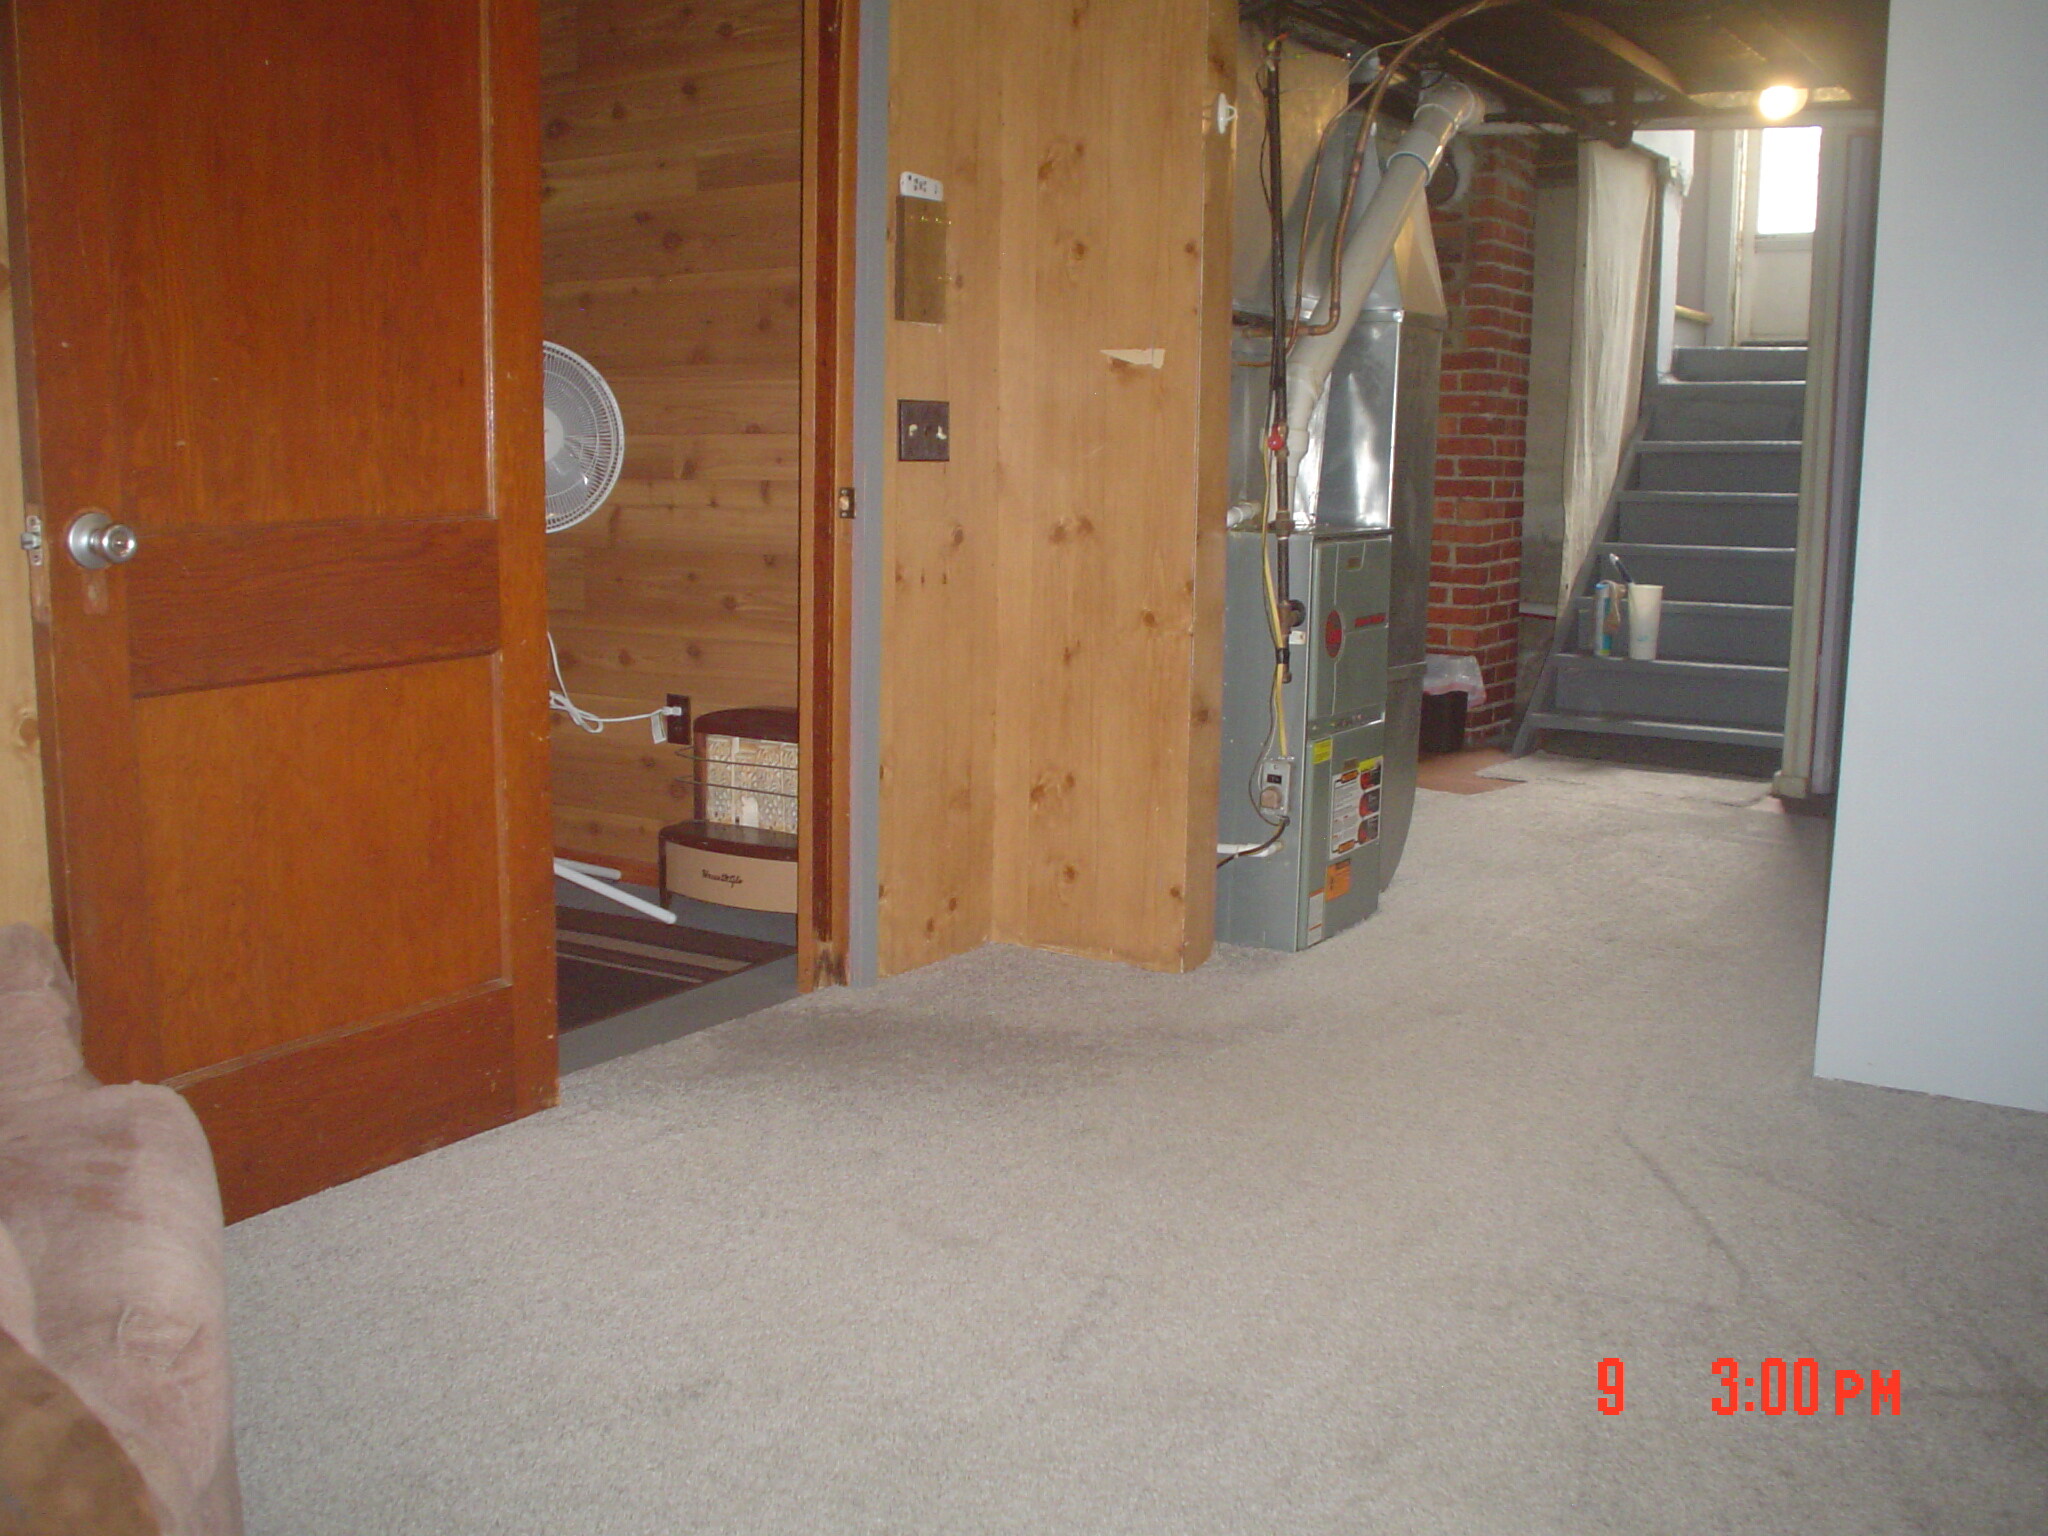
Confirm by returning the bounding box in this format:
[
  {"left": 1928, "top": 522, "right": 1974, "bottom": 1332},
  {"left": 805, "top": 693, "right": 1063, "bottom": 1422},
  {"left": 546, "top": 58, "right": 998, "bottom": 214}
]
[{"left": 66, "top": 510, "right": 138, "bottom": 569}]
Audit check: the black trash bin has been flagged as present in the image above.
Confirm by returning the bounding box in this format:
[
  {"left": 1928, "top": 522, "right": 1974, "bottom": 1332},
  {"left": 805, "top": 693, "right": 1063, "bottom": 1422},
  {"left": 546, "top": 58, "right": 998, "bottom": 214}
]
[{"left": 1420, "top": 690, "right": 1467, "bottom": 756}]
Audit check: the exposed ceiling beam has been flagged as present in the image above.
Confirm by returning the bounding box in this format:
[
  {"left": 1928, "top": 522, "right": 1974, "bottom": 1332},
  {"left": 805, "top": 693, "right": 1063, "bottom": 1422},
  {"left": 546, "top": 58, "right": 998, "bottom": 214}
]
[
  {"left": 1303, "top": 0, "right": 1638, "bottom": 146},
  {"left": 1740, "top": 0, "right": 1885, "bottom": 102},
  {"left": 1542, "top": 6, "right": 1692, "bottom": 99}
]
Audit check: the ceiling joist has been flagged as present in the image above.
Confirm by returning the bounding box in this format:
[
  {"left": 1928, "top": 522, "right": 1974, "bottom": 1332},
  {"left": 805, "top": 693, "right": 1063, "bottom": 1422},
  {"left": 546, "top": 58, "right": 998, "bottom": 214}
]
[
  {"left": 1248, "top": 0, "right": 1889, "bottom": 137},
  {"left": 1542, "top": 5, "right": 1690, "bottom": 98}
]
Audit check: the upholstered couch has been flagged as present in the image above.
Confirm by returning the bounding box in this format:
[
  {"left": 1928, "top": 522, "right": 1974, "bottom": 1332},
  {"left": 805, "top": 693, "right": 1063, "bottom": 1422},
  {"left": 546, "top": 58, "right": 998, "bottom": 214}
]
[{"left": 0, "top": 923, "right": 240, "bottom": 1534}]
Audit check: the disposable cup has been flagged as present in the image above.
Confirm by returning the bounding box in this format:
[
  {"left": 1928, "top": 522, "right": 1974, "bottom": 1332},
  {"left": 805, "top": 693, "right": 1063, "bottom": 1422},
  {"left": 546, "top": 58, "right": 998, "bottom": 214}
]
[{"left": 1627, "top": 584, "right": 1664, "bottom": 661}]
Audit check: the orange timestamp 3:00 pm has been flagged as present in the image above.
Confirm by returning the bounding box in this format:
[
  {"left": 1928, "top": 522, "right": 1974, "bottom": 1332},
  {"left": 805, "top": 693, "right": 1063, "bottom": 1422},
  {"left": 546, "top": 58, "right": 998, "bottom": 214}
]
[{"left": 1594, "top": 1357, "right": 1902, "bottom": 1417}]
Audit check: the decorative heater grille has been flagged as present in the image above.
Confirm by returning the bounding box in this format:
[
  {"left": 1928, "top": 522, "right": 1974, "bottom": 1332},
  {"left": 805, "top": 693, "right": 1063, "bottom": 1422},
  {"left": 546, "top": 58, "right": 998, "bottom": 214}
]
[{"left": 699, "top": 733, "right": 798, "bottom": 835}]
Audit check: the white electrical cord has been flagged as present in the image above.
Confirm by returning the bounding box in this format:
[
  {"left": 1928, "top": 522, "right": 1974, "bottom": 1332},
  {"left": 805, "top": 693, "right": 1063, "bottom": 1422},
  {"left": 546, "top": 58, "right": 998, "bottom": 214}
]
[
  {"left": 1219, "top": 402, "right": 1295, "bottom": 870},
  {"left": 548, "top": 631, "right": 684, "bottom": 743}
]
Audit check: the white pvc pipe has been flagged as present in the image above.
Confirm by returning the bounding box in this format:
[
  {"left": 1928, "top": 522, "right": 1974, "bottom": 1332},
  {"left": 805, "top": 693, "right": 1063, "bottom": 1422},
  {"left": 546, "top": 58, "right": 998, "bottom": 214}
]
[
  {"left": 556, "top": 858, "right": 624, "bottom": 879},
  {"left": 1284, "top": 80, "right": 1483, "bottom": 491},
  {"left": 553, "top": 858, "right": 680, "bottom": 925}
]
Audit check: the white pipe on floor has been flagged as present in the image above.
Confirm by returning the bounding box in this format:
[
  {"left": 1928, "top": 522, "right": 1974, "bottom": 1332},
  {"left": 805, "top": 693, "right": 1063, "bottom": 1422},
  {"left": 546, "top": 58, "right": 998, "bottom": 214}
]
[
  {"left": 556, "top": 858, "right": 624, "bottom": 880},
  {"left": 553, "top": 859, "right": 679, "bottom": 925}
]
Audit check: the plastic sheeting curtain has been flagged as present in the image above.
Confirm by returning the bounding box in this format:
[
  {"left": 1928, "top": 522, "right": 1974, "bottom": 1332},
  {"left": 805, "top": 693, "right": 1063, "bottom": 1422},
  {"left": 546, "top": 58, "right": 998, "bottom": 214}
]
[{"left": 1558, "top": 142, "right": 1661, "bottom": 609}]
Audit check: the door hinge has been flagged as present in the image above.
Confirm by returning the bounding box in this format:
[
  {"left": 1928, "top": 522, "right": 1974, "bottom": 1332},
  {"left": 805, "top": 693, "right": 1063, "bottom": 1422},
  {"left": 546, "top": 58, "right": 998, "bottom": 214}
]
[
  {"left": 835, "top": 486, "right": 856, "bottom": 520},
  {"left": 19, "top": 514, "right": 42, "bottom": 566}
]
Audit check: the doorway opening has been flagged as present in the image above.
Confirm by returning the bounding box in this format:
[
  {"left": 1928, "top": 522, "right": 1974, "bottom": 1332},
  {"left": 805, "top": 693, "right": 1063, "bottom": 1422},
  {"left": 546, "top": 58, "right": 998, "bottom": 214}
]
[
  {"left": 1734, "top": 125, "right": 1825, "bottom": 345},
  {"left": 1502, "top": 116, "right": 1875, "bottom": 798},
  {"left": 538, "top": 0, "right": 854, "bottom": 1058}
]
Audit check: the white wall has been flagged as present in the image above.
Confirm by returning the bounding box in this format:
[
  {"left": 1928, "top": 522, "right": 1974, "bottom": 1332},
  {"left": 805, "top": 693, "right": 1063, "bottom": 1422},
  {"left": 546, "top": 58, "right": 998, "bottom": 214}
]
[{"left": 1813, "top": 0, "right": 2048, "bottom": 1112}]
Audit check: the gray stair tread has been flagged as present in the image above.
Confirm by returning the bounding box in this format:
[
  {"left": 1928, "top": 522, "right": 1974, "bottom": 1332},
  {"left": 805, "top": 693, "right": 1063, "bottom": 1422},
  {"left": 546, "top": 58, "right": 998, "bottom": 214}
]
[
  {"left": 1553, "top": 655, "right": 1788, "bottom": 680},
  {"left": 1637, "top": 439, "right": 1802, "bottom": 453},
  {"left": 1523, "top": 711, "right": 1785, "bottom": 749},
  {"left": 1601, "top": 542, "right": 1796, "bottom": 558},
  {"left": 1530, "top": 346, "right": 1809, "bottom": 755},
  {"left": 1565, "top": 601, "right": 1792, "bottom": 666},
  {"left": 1676, "top": 347, "right": 1808, "bottom": 357},
  {"left": 1620, "top": 490, "right": 1799, "bottom": 504},
  {"left": 1655, "top": 379, "right": 1806, "bottom": 394},
  {"left": 1671, "top": 347, "right": 1809, "bottom": 383},
  {"left": 1574, "top": 598, "right": 1792, "bottom": 617}
]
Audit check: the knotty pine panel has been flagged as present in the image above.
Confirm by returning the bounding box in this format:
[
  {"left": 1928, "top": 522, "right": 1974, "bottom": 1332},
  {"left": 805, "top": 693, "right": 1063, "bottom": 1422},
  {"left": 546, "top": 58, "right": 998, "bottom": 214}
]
[
  {"left": 543, "top": 65, "right": 802, "bottom": 164},
  {"left": 543, "top": 0, "right": 800, "bottom": 872},
  {"left": 564, "top": 0, "right": 800, "bottom": 88},
  {"left": 551, "top": 502, "right": 799, "bottom": 556},
  {"left": 543, "top": 264, "right": 799, "bottom": 357},
  {"left": 876, "top": 0, "right": 1005, "bottom": 974},
  {"left": 550, "top": 628, "right": 799, "bottom": 708},
  {"left": 550, "top": 713, "right": 698, "bottom": 822},
  {"left": 877, "top": 0, "right": 1234, "bottom": 976},
  {"left": 986, "top": 0, "right": 1233, "bottom": 972},
  {"left": 0, "top": 128, "right": 51, "bottom": 933}
]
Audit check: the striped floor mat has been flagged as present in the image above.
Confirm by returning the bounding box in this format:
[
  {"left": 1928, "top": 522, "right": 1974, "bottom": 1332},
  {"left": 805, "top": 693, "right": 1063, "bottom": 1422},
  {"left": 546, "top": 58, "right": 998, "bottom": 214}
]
[{"left": 556, "top": 906, "right": 795, "bottom": 1031}]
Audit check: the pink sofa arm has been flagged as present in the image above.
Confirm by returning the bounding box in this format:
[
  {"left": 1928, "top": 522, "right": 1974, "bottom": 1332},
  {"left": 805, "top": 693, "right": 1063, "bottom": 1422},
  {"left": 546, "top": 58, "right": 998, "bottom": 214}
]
[{"left": 0, "top": 924, "right": 96, "bottom": 1108}]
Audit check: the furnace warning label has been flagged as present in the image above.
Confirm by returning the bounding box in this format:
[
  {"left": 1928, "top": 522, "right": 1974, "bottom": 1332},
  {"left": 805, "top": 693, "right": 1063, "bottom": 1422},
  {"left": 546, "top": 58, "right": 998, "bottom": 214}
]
[{"left": 1329, "top": 755, "right": 1384, "bottom": 860}]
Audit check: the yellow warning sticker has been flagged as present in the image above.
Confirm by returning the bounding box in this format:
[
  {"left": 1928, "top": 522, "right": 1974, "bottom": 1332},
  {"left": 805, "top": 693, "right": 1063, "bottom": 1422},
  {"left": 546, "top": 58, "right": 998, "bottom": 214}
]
[{"left": 1311, "top": 739, "right": 1333, "bottom": 764}]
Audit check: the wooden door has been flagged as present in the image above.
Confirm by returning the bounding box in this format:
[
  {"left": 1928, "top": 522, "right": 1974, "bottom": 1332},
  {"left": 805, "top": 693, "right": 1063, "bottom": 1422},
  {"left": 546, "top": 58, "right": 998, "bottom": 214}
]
[{"left": 2, "top": 0, "right": 555, "bottom": 1219}]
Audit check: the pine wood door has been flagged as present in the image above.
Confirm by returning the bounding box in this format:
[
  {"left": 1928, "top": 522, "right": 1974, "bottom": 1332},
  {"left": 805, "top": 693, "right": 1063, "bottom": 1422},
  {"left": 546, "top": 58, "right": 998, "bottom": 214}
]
[{"left": 2, "top": 0, "right": 556, "bottom": 1219}]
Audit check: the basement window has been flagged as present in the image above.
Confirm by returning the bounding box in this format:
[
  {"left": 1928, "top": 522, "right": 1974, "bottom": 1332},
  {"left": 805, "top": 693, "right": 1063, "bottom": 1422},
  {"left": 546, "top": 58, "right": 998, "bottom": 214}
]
[{"left": 1755, "top": 126, "right": 1823, "bottom": 237}]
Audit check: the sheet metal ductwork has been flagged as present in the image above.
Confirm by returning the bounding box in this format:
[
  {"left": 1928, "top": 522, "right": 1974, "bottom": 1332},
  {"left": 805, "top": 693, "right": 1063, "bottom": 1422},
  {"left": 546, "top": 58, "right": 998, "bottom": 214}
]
[{"left": 1215, "top": 67, "right": 1471, "bottom": 952}]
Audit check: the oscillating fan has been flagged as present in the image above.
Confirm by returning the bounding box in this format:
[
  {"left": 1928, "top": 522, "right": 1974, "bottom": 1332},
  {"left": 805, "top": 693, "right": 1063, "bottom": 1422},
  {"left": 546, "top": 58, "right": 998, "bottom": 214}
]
[
  {"left": 542, "top": 341, "right": 680, "bottom": 925},
  {"left": 543, "top": 342, "right": 624, "bottom": 533}
]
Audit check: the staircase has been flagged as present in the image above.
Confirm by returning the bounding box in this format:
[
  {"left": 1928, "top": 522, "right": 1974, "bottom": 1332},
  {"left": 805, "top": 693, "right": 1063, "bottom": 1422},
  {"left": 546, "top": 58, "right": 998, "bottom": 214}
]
[{"left": 1515, "top": 345, "right": 1807, "bottom": 757}]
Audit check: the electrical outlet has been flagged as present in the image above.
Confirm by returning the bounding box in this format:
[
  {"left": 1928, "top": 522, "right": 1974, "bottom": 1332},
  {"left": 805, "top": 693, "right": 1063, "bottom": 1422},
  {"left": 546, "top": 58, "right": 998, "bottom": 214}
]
[
  {"left": 665, "top": 693, "right": 692, "bottom": 746},
  {"left": 1258, "top": 757, "right": 1293, "bottom": 816}
]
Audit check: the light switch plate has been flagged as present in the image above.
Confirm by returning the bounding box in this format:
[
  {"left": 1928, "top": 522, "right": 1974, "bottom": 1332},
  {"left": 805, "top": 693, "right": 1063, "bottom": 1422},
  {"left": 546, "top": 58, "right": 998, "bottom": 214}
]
[{"left": 897, "top": 399, "right": 950, "bottom": 462}]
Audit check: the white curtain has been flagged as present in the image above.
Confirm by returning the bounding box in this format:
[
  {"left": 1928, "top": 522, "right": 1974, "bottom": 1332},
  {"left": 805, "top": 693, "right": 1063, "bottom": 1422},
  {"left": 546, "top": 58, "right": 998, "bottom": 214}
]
[{"left": 1558, "top": 142, "right": 1661, "bottom": 609}]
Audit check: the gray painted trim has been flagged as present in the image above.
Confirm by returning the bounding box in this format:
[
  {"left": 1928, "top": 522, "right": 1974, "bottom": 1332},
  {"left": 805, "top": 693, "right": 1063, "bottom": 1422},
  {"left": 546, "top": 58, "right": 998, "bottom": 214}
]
[
  {"left": 845, "top": 0, "right": 888, "bottom": 986},
  {"left": 559, "top": 957, "right": 800, "bottom": 1075},
  {"left": 1776, "top": 129, "right": 1877, "bottom": 801}
]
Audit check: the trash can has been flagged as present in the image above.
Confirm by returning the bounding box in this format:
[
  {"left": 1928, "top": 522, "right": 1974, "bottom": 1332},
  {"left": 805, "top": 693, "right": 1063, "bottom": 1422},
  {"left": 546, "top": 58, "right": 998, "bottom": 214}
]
[
  {"left": 1420, "top": 690, "right": 1468, "bottom": 755},
  {"left": 1420, "top": 654, "right": 1486, "bottom": 755}
]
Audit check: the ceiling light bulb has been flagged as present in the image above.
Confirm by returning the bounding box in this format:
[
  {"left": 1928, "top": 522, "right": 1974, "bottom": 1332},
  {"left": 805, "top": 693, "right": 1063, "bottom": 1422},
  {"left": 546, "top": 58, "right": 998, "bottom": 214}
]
[{"left": 1757, "top": 84, "right": 1810, "bottom": 122}]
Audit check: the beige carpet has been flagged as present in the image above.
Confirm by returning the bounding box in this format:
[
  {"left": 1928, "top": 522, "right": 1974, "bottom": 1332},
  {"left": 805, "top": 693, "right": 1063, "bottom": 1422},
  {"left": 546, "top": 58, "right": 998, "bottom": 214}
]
[
  {"left": 225, "top": 770, "right": 2048, "bottom": 1535},
  {"left": 1478, "top": 749, "right": 1779, "bottom": 805}
]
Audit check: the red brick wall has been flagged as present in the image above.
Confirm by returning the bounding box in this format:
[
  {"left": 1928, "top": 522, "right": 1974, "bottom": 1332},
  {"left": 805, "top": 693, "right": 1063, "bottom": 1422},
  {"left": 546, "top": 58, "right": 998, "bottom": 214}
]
[{"left": 1428, "top": 136, "right": 1537, "bottom": 741}]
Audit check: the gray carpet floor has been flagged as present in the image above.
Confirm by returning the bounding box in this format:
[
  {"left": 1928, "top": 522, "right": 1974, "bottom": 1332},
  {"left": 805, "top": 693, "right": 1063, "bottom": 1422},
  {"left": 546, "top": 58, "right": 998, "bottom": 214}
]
[{"left": 226, "top": 766, "right": 2048, "bottom": 1535}]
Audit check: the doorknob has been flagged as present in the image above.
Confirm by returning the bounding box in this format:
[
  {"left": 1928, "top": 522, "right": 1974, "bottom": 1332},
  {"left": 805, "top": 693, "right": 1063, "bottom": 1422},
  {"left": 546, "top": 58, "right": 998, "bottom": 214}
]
[{"left": 65, "top": 510, "right": 138, "bottom": 570}]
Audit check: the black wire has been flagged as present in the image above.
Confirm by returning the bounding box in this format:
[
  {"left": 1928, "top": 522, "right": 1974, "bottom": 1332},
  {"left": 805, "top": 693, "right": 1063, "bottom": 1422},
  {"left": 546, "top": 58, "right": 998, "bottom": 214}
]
[
  {"left": 1221, "top": 43, "right": 1296, "bottom": 873},
  {"left": 1262, "top": 49, "right": 1296, "bottom": 682}
]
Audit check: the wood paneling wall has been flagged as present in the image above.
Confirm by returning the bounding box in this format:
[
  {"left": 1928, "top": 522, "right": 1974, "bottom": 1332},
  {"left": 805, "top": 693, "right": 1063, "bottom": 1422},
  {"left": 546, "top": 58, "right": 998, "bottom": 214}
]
[
  {"left": 541, "top": 0, "right": 804, "bottom": 877},
  {"left": 0, "top": 124, "right": 52, "bottom": 935},
  {"left": 874, "top": 0, "right": 1003, "bottom": 969},
  {"left": 880, "top": 0, "right": 1234, "bottom": 975}
]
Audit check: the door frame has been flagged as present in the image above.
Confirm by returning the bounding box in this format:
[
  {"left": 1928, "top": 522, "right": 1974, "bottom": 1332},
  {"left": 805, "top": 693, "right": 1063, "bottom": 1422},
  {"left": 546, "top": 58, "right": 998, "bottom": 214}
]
[{"left": 799, "top": 0, "right": 860, "bottom": 990}]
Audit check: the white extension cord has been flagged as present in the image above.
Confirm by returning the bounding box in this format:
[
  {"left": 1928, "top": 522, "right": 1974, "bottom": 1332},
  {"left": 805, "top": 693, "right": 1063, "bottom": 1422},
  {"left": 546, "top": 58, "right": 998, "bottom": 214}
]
[{"left": 548, "top": 631, "right": 686, "bottom": 743}]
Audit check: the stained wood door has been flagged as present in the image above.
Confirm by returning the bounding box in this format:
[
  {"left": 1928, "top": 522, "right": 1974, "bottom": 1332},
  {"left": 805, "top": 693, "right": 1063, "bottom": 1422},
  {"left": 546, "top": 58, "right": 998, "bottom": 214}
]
[
  {"left": 2, "top": 0, "right": 555, "bottom": 1219},
  {"left": 800, "top": 0, "right": 859, "bottom": 986}
]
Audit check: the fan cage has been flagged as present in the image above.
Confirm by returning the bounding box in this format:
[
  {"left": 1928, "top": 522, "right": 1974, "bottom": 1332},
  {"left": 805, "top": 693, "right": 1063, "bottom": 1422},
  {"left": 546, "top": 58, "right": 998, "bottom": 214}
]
[{"left": 542, "top": 341, "right": 626, "bottom": 534}]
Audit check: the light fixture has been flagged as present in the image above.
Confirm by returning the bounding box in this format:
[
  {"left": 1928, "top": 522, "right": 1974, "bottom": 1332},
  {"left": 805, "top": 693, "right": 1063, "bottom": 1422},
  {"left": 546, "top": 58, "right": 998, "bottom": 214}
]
[{"left": 1757, "top": 83, "right": 1810, "bottom": 122}]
